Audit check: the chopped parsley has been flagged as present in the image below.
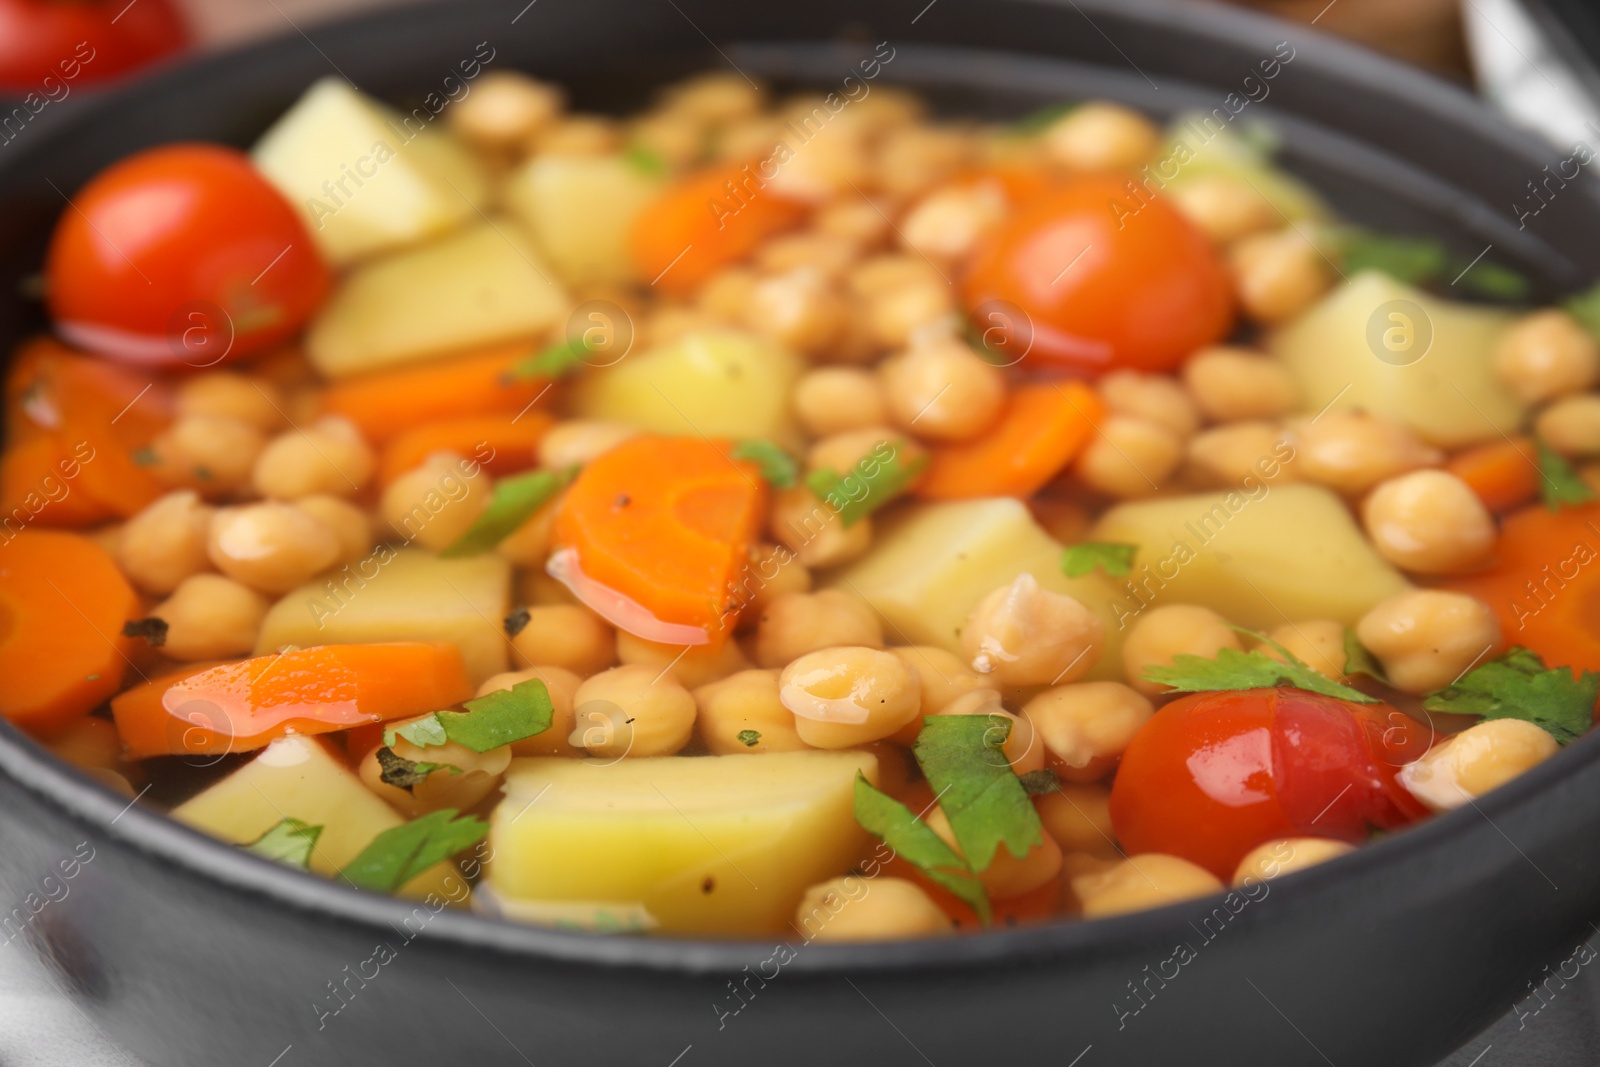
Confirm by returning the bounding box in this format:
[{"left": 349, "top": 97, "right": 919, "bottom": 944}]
[
  {"left": 1536, "top": 437, "right": 1597, "bottom": 511},
  {"left": 1139, "top": 628, "right": 1378, "bottom": 704},
  {"left": 731, "top": 440, "right": 799, "bottom": 489},
  {"left": 804, "top": 440, "right": 927, "bottom": 526},
  {"left": 623, "top": 142, "right": 669, "bottom": 177},
  {"left": 1342, "top": 628, "right": 1387, "bottom": 682},
  {"left": 1421, "top": 646, "right": 1599, "bottom": 745},
  {"left": 244, "top": 817, "right": 322, "bottom": 870},
  {"left": 853, "top": 774, "right": 990, "bottom": 923},
  {"left": 375, "top": 747, "right": 461, "bottom": 792},
  {"left": 441, "top": 467, "right": 572, "bottom": 558},
  {"left": 1006, "top": 101, "right": 1075, "bottom": 136},
  {"left": 504, "top": 606, "right": 532, "bottom": 637},
  {"left": 121, "top": 617, "right": 168, "bottom": 647},
  {"left": 1062, "top": 541, "right": 1138, "bottom": 579},
  {"left": 1564, "top": 281, "right": 1600, "bottom": 339},
  {"left": 736, "top": 729, "right": 761, "bottom": 747},
  {"left": 1334, "top": 227, "right": 1530, "bottom": 299},
  {"left": 340, "top": 809, "right": 488, "bottom": 893},
  {"left": 503, "top": 338, "right": 591, "bottom": 383},
  {"left": 386, "top": 677, "right": 555, "bottom": 753},
  {"left": 913, "top": 715, "right": 1044, "bottom": 872},
  {"left": 1017, "top": 768, "right": 1061, "bottom": 796}
]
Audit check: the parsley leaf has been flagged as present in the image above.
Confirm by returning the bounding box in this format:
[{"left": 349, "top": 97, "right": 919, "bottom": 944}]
[
  {"left": 1420, "top": 646, "right": 1599, "bottom": 745},
  {"left": 1536, "top": 437, "right": 1597, "bottom": 511},
  {"left": 913, "top": 715, "right": 1043, "bottom": 870},
  {"left": 244, "top": 817, "right": 322, "bottom": 870},
  {"left": 1461, "top": 261, "right": 1531, "bottom": 301},
  {"left": 385, "top": 678, "right": 554, "bottom": 753},
  {"left": 375, "top": 747, "right": 461, "bottom": 792},
  {"left": 853, "top": 774, "right": 990, "bottom": 923},
  {"left": 503, "top": 338, "right": 590, "bottom": 382},
  {"left": 1343, "top": 628, "right": 1386, "bottom": 681},
  {"left": 340, "top": 809, "right": 487, "bottom": 893},
  {"left": 731, "top": 440, "right": 799, "bottom": 489},
  {"left": 1007, "top": 101, "right": 1075, "bottom": 136},
  {"left": 623, "top": 142, "right": 668, "bottom": 177},
  {"left": 1339, "top": 229, "right": 1448, "bottom": 286},
  {"left": 441, "top": 467, "right": 572, "bottom": 558},
  {"left": 736, "top": 729, "right": 761, "bottom": 747},
  {"left": 1564, "top": 281, "right": 1600, "bottom": 339},
  {"left": 1062, "top": 541, "right": 1138, "bottom": 579},
  {"left": 1017, "top": 768, "right": 1061, "bottom": 796},
  {"left": 1140, "top": 629, "right": 1378, "bottom": 704},
  {"left": 804, "top": 439, "right": 927, "bottom": 526}
]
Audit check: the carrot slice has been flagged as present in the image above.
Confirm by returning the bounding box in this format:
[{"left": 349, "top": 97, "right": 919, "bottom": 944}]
[
  {"left": 917, "top": 381, "right": 1105, "bottom": 499},
  {"left": 0, "top": 434, "right": 113, "bottom": 528},
  {"left": 552, "top": 436, "right": 767, "bottom": 644},
  {"left": 629, "top": 160, "right": 808, "bottom": 296},
  {"left": 111, "top": 642, "right": 473, "bottom": 759},
  {"left": 378, "top": 414, "right": 553, "bottom": 485},
  {"left": 0, "top": 530, "right": 138, "bottom": 735},
  {"left": 320, "top": 343, "right": 553, "bottom": 444},
  {"left": 1446, "top": 435, "right": 1542, "bottom": 514}
]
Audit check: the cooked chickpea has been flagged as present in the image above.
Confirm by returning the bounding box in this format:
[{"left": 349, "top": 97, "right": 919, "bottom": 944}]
[
  {"left": 629, "top": 112, "right": 704, "bottom": 169},
  {"left": 713, "top": 115, "right": 783, "bottom": 164},
  {"left": 292, "top": 495, "right": 372, "bottom": 566},
  {"left": 1023, "top": 682, "right": 1152, "bottom": 782},
  {"left": 117, "top": 490, "right": 214, "bottom": 594},
  {"left": 1285, "top": 410, "right": 1441, "bottom": 494},
  {"left": 768, "top": 485, "right": 873, "bottom": 569},
  {"left": 1355, "top": 590, "right": 1501, "bottom": 693},
  {"left": 693, "top": 668, "right": 809, "bottom": 754},
  {"left": 756, "top": 233, "right": 862, "bottom": 280},
  {"left": 481, "top": 666, "right": 583, "bottom": 758},
  {"left": 816, "top": 196, "right": 894, "bottom": 247},
  {"left": 1232, "top": 837, "right": 1355, "bottom": 886},
  {"left": 1123, "top": 605, "right": 1242, "bottom": 697},
  {"left": 849, "top": 256, "right": 956, "bottom": 350},
  {"left": 496, "top": 500, "right": 558, "bottom": 567},
  {"left": 206, "top": 502, "right": 341, "bottom": 594},
  {"left": 357, "top": 725, "right": 513, "bottom": 819},
  {"left": 1256, "top": 619, "right": 1348, "bottom": 680},
  {"left": 615, "top": 631, "right": 750, "bottom": 689},
  {"left": 1535, "top": 393, "right": 1600, "bottom": 456},
  {"left": 1362, "top": 470, "right": 1495, "bottom": 575},
  {"left": 538, "top": 420, "right": 639, "bottom": 471},
  {"left": 899, "top": 183, "right": 1006, "bottom": 262},
  {"left": 875, "top": 125, "right": 973, "bottom": 197},
  {"left": 449, "top": 71, "right": 563, "bottom": 151},
  {"left": 738, "top": 541, "right": 813, "bottom": 621},
  {"left": 960, "top": 573, "right": 1104, "bottom": 686},
  {"left": 531, "top": 114, "right": 619, "bottom": 156},
  {"left": 151, "top": 574, "right": 270, "bottom": 661},
  {"left": 152, "top": 414, "right": 266, "bottom": 494},
  {"left": 175, "top": 372, "right": 285, "bottom": 431},
  {"left": 1073, "top": 854, "right": 1223, "bottom": 918},
  {"left": 793, "top": 367, "right": 890, "bottom": 437},
  {"left": 1182, "top": 346, "right": 1299, "bottom": 422},
  {"left": 696, "top": 267, "right": 759, "bottom": 321},
  {"left": 1184, "top": 421, "right": 1297, "bottom": 487},
  {"left": 1060, "top": 852, "right": 1120, "bottom": 911},
  {"left": 252, "top": 416, "right": 375, "bottom": 500},
  {"left": 1098, "top": 370, "right": 1201, "bottom": 439},
  {"left": 1042, "top": 102, "right": 1158, "bottom": 173},
  {"left": 380, "top": 453, "right": 490, "bottom": 552},
  {"left": 1168, "top": 174, "right": 1278, "bottom": 245},
  {"left": 779, "top": 646, "right": 921, "bottom": 748},
  {"left": 742, "top": 268, "right": 849, "bottom": 354},
  {"left": 510, "top": 603, "right": 616, "bottom": 677},
  {"left": 1229, "top": 227, "right": 1333, "bottom": 324},
  {"left": 795, "top": 876, "right": 950, "bottom": 941},
  {"left": 1398, "top": 719, "right": 1558, "bottom": 812},
  {"left": 806, "top": 427, "right": 897, "bottom": 477},
  {"left": 1072, "top": 415, "right": 1184, "bottom": 498},
  {"left": 571, "top": 664, "right": 696, "bottom": 759},
  {"left": 1492, "top": 309, "right": 1600, "bottom": 404},
  {"left": 755, "top": 588, "right": 883, "bottom": 669},
  {"left": 889, "top": 645, "right": 988, "bottom": 714},
  {"left": 1036, "top": 783, "right": 1119, "bottom": 857},
  {"left": 880, "top": 339, "right": 1005, "bottom": 441},
  {"left": 926, "top": 804, "right": 1062, "bottom": 899},
  {"left": 662, "top": 71, "right": 764, "bottom": 124},
  {"left": 849, "top": 86, "right": 925, "bottom": 132}
]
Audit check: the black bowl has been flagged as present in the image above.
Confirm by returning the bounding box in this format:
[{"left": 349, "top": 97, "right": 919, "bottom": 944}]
[{"left": 2, "top": 2, "right": 1599, "bottom": 1065}]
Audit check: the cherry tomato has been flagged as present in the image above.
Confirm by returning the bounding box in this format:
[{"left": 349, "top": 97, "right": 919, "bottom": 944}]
[
  {"left": 1109, "top": 688, "right": 1431, "bottom": 879},
  {"left": 46, "top": 144, "right": 331, "bottom": 368},
  {"left": 963, "top": 175, "right": 1235, "bottom": 373},
  {"left": 0, "top": 0, "right": 188, "bottom": 92}
]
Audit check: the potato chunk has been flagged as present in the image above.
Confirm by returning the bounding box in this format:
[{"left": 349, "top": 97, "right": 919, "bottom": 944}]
[{"left": 503, "top": 154, "right": 663, "bottom": 286}]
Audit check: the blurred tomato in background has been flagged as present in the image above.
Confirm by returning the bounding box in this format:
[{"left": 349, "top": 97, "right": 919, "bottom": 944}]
[{"left": 0, "top": 0, "right": 190, "bottom": 92}]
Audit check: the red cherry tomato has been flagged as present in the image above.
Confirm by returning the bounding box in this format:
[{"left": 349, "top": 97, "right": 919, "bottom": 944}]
[
  {"left": 0, "top": 0, "right": 188, "bottom": 92},
  {"left": 963, "top": 176, "right": 1235, "bottom": 374},
  {"left": 46, "top": 144, "right": 331, "bottom": 368},
  {"left": 1109, "top": 688, "right": 1431, "bottom": 879}
]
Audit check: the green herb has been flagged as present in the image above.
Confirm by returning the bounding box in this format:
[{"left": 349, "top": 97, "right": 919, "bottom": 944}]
[
  {"left": 503, "top": 338, "right": 590, "bottom": 382},
  {"left": 624, "top": 142, "right": 669, "bottom": 177},
  {"left": 441, "top": 467, "right": 573, "bottom": 558},
  {"left": 1342, "top": 628, "right": 1386, "bottom": 682},
  {"left": 913, "top": 715, "right": 1043, "bottom": 871},
  {"left": 244, "top": 817, "right": 322, "bottom": 870},
  {"left": 731, "top": 440, "right": 799, "bottom": 489},
  {"left": 340, "top": 809, "right": 488, "bottom": 893},
  {"left": 1140, "top": 628, "right": 1378, "bottom": 704},
  {"left": 1421, "top": 646, "right": 1599, "bottom": 745},
  {"left": 1461, "top": 261, "right": 1531, "bottom": 300},
  {"left": 804, "top": 440, "right": 928, "bottom": 526},
  {"left": 1017, "top": 768, "right": 1061, "bottom": 796},
  {"left": 386, "top": 678, "right": 555, "bottom": 753},
  {"left": 736, "top": 729, "right": 761, "bottom": 747},
  {"left": 1536, "top": 437, "right": 1597, "bottom": 511},
  {"left": 853, "top": 774, "right": 990, "bottom": 923},
  {"left": 504, "top": 606, "right": 532, "bottom": 637},
  {"left": 1338, "top": 230, "right": 1448, "bottom": 285},
  {"left": 1062, "top": 541, "right": 1138, "bottom": 579},
  {"left": 1564, "top": 281, "right": 1600, "bottom": 338},
  {"left": 121, "top": 617, "right": 168, "bottom": 647},
  {"left": 375, "top": 747, "right": 461, "bottom": 792},
  {"left": 1006, "top": 101, "right": 1075, "bottom": 136},
  {"left": 130, "top": 446, "right": 158, "bottom": 468},
  {"left": 386, "top": 715, "right": 448, "bottom": 748}
]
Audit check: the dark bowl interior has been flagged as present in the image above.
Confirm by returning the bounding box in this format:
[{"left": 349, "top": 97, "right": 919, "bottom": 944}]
[{"left": 1, "top": 2, "right": 1598, "bottom": 1065}]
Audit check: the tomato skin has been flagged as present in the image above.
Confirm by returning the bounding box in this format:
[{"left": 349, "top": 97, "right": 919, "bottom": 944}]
[
  {"left": 45, "top": 144, "right": 330, "bottom": 368},
  {"left": 0, "top": 0, "right": 188, "bottom": 92},
  {"left": 963, "top": 176, "right": 1235, "bottom": 373},
  {"left": 1110, "top": 689, "right": 1429, "bottom": 879}
]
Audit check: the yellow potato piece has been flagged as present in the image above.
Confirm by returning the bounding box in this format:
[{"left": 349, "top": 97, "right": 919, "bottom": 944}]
[{"left": 503, "top": 154, "right": 664, "bottom": 287}]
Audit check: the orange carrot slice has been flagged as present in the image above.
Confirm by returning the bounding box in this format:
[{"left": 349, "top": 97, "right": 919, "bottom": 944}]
[
  {"left": 917, "top": 381, "right": 1104, "bottom": 499},
  {"left": 1446, "top": 435, "right": 1542, "bottom": 514},
  {"left": 0, "top": 530, "right": 138, "bottom": 735},
  {"left": 111, "top": 642, "right": 473, "bottom": 759},
  {"left": 0, "top": 433, "right": 113, "bottom": 528},
  {"left": 320, "top": 343, "right": 553, "bottom": 444},
  {"left": 378, "top": 414, "right": 553, "bottom": 485}
]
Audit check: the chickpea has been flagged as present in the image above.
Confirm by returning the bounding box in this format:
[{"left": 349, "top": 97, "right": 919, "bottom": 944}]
[
  {"left": 293, "top": 495, "right": 372, "bottom": 566},
  {"left": 848, "top": 86, "right": 925, "bottom": 133},
  {"left": 737, "top": 541, "right": 813, "bottom": 621},
  {"left": 1182, "top": 346, "right": 1299, "bottom": 422},
  {"left": 1356, "top": 590, "right": 1501, "bottom": 694},
  {"left": 1285, "top": 410, "right": 1441, "bottom": 494},
  {"left": 1098, "top": 370, "right": 1201, "bottom": 439},
  {"left": 899, "top": 183, "right": 1006, "bottom": 262},
  {"left": 1168, "top": 174, "right": 1277, "bottom": 245},
  {"left": 152, "top": 414, "right": 266, "bottom": 494},
  {"left": 1255, "top": 619, "right": 1348, "bottom": 680},
  {"left": 150, "top": 573, "right": 269, "bottom": 661},
  {"left": 538, "top": 420, "right": 639, "bottom": 471},
  {"left": 1023, "top": 682, "right": 1153, "bottom": 782},
  {"left": 880, "top": 339, "right": 1005, "bottom": 441},
  {"left": 693, "top": 668, "right": 810, "bottom": 755},
  {"left": 1398, "top": 719, "right": 1558, "bottom": 812},
  {"left": 816, "top": 196, "right": 894, "bottom": 248},
  {"left": 1232, "top": 837, "right": 1354, "bottom": 886},
  {"left": 807, "top": 427, "right": 898, "bottom": 477},
  {"left": 496, "top": 500, "right": 558, "bottom": 566},
  {"left": 848, "top": 254, "right": 943, "bottom": 299},
  {"left": 1492, "top": 309, "right": 1600, "bottom": 404},
  {"left": 117, "top": 490, "right": 214, "bottom": 594},
  {"left": 713, "top": 115, "right": 783, "bottom": 164},
  {"left": 1362, "top": 470, "right": 1495, "bottom": 575},
  {"left": 481, "top": 666, "right": 583, "bottom": 757},
  {"left": 926, "top": 804, "right": 1062, "bottom": 899},
  {"left": 207, "top": 502, "right": 341, "bottom": 594},
  {"left": 357, "top": 724, "right": 512, "bottom": 819},
  {"left": 252, "top": 416, "right": 375, "bottom": 500},
  {"left": 615, "top": 631, "right": 750, "bottom": 689},
  {"left": 1123, "top": 605, "right": 1242, "bottom": 697},
  {"left": 1060, "top": 852, "right": 1120, "bottom": 912},
  {"left": 531, "top": 114, "right": 619, "bottom": 157},
  {"left": 1072, "top": 415, "right": 1184, "bottom": 498},
  {"left": 793, "top": 367, "right": 890, "bottom": 437},
  {"left": 756, "top": 233, "right": 861, "bottom": 280},
  {"left": 175, "top": 372, "right": 285, "bottom": 432},
  {"left": 509, "top": 603, "right": 616, "bottom": 676},
  {"left": 875, "top": 125, "right": 973, "bottom": 197},
  {"left": 696, "top": 267, "right": 759, "bottom": 322},
  {"left": 768, "top": 485, "right": 873, "bottom": 569},
  {"left": 1036, "top": 783, "right": 1119, "bottom": 857},
  {"left": 1073, "top": 854, "right": 1223, "bottom": 918},
  {"left": 661, "top": 72, "right": 764, "bottom": 124},
  {"left": 571, "top": 664, "right": 696, "bottom": 759},
  {"left": 779, "top": 646, "right": 921, "bottom": 748},
  {"left": 1042, "top": 101, "right": 1158, "bottom": 173},
  {"left": 1185, "top": 421, "right": 1297, "bottom": 487},
  {"left": 1229, "top": 227, "right": 1333, "bottom": 324},
  {"left": 755, "top": 589, "right": 883, "bottom": 669},
  {"left": 449, "top": 72, "right": 563, "bottom": 152},
  {"left": 741, "top": 268, "right": 849, "bottom": 354},
  {"left": 862, "top": 275, "right": 956, "bottom": 350},
  {"left": 381, "top": 453, "right": 491, "bottom": 552},
  {"left": 1535, "top": 393, "right": 1600, "bottom": 457},
  {"left": 629, "top": 112, "right": 704, "bottom": 169},
  {"left": 931, "top": 689, "right": 1045, "bottom": 774},
  {"left": 960, "top": 573, "right": 1104, "bottom": 686},
  {"left": 794, "top": 875, "right": 950, "bottom": 941},
  {"left": 888, "top": 645, "right": 988, "bottom": 714}
]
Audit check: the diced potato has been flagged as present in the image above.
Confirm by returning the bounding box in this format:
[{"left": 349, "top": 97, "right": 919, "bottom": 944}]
[
  {"left": 255, "top": 549, "right": 510, "bottom": 686},
  {"left": 571, "top": 330, "right": 803, "bottom": 447},
  {"left": 828, "top": 498, "right": 1125, "bottom": 680},
  {"left": 252, "top": 77, "right": 490, "bottom": 267},
  {"left": 503, "top": 154, "right": 664, "bottom": 287},
  {"left": 1159, "top": 115, "right": 1329, "bottom": 224},
  {"left": 487, "top": 751, "right": 876, "bottom": 934},
  {"left": 307, "top": 219, "right": 568, "bottom": 379},
  {"left": 1089, "top": 484, "right": 1409, "bottom": 629},
  {"left": 1270, "top": 271, "right": 1524, "bottom": 448},
  {"left": 172, "top": 735, "right": 456, "bottom": 899}
]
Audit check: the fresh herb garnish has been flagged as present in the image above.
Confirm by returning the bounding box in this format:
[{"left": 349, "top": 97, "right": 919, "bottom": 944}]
[
  {"left": 1564, "top": 281, "right": 1600, "bottom": 339},
  {"left": 913, "top": 715, "right": 1044, "bottom": 872},
  {"left": 853, "top": 774, "right": 991, "bottom": 923},
  {"left": 244, "top": 817, "right": 322, "bottom": 870},
  {"left": 1421, "top": 646, "right": 1599, "bottom": 745},
  {"left": 503, "top": 338, "right": 591, "bottom": 383},
  {"left": 1006, "top": 101, "right": 1075, "bottom": 136},
  {"left": 1334, "top": 227, "right": 1530, "bottom": 299},
  {"left": 385, "top": 678, "right": 555, "bottom": 753},
  {"left": 624, "top": 142, "right": 669, "bottom": 177},
  {"left": 1017, "top": 768, "right": 1061, "bottom": 796},
  {"left": 1342, "top": 628, "right": 1387, "bottom": 682},
  {"left": 1536, "top": 437, "right": 1597, "bottom": 511},
  {"left": 1062, "top": 541, "right": 1138, "bottom": 579},
  {"left": 441, "top": 467, "right": 572, "bottom": 558},
  {"left": 122, "top": 617, "right": 168, "bottom": 647},
  {"left": 1140, "top": 628, "right": 1379, "bottom": 703},
  {"left": 731, "top": 440, "right": 799, "bottom": 489},
  {"left": 375, "top": 747, "right": 462, "bottom": 792},
  {"left": 804, "top": 440, "right": 927, "bottom": 527},
  {"left": 340, "top": 809, "right": 488, "bottom": 893},
  {"left": 736, "top": 729, "right": 761, "bottom": 747},
  {"left": 504, "top": 606, "right": 532, "bottom": 637}
]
